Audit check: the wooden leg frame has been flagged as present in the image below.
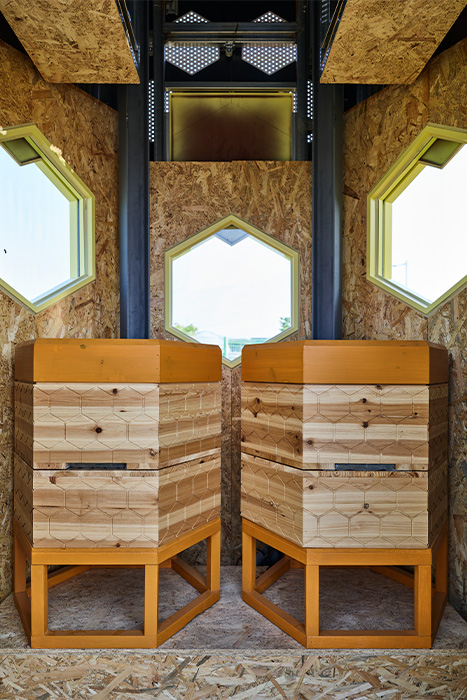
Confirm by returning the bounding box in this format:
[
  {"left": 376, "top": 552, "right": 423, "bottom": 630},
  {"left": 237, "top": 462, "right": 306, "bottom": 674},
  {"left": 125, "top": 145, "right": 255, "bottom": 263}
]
[
  {"left": 13, "top": 517, "right": 221, "bottom": 649},
  {"left": 242, "top": 518, "right": 448, "bottom": 649}
]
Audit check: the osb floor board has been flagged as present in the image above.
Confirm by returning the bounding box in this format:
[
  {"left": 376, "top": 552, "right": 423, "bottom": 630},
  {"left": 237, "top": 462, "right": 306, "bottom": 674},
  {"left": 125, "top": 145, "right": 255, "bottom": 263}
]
[
  {"left": 320, "top": 0, "right": 466, "bottom": 84},
  {"left": 1, "top": 568, "right": 466, "bottom": 652}
]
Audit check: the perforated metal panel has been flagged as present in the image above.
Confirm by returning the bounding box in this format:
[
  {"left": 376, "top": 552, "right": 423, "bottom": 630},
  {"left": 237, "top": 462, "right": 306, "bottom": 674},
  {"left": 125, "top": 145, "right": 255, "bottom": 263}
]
[
  {"left": 241, "top": 43, "right": 297, "bottom": 75},
  {"left": 253, "top": 11, "right": 286, "bottom": 23},
  {"left": 174, "top": 11, "right": 209, "bottom": 23},
  {"left": 165, "top": 43, "right": 220, "bottom": 75}
]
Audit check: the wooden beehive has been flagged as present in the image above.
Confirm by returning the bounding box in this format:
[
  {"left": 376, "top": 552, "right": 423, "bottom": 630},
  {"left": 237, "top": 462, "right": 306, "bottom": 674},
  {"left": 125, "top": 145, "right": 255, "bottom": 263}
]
[
  {"left": 241, "top": 340, "right": 449, "bottom": 548},
  {"left": 14, "top": 339, "right": 222, "bottom": 548}
]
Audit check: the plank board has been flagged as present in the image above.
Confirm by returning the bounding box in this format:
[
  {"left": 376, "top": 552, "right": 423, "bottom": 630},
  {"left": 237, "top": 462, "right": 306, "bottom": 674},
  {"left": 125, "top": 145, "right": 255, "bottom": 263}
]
[
  {"left": 241, "top": 382, "right": 448, "bottom": 470},
  {"left": 241, "top": 453, "right": 447, "bottom": 548},
  {"left": 15, "top": 381, "right": 221, "bottom": 468},
  {"left": 15, "top": 339, "right": 222, "bottom": 384},
  {"left": 241, "top": 341, "right": 448, "bottom": 385},
  {"left": 14, "top": 452, "right": 221, "bottom": 548},
  {"left": 0, "top": 0, "right": 140, "bottom": 84},
  {"left": 320, "top": 0, "right": 466, "bottom": 84}
]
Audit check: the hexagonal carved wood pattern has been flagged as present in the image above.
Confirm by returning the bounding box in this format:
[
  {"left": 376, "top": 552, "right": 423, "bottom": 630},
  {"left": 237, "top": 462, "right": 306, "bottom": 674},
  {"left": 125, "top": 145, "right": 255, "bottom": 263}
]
[
  {"left": 241, "top": 453, "right": 447, "bottom": 549},
  {"left": 241, "top": 383, "right": 448, "bottom": 470},
  {"left": 15, "top": 381, "right": 221, "bottom": 468},
  {"left": 14, "top": 452, "right": 221, "bottom": 548}
]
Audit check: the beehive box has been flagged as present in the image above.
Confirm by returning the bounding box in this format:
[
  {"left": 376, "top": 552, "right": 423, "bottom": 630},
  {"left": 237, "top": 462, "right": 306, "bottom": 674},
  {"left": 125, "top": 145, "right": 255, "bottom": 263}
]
[
  {"left": 241, "top": 341, "right": 449, "bottom": 548},
  {"left": 14, "top": 339, "right": 222, "bottom": 548}
]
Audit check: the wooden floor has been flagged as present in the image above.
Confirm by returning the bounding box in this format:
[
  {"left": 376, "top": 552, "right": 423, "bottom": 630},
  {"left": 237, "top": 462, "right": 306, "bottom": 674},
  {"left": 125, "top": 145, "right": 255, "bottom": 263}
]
[{"left": 0, "top": 567, "right": 466, "bottom": 698}]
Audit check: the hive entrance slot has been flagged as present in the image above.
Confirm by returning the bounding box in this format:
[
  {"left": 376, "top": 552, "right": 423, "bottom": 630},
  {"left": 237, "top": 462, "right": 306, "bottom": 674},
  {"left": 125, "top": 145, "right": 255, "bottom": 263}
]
[
  {"left": 334, "top": 463, "right": 396, "bottom": 471},
  {"left": 65, "top": 463, "right": 127, "bottom": 470}
]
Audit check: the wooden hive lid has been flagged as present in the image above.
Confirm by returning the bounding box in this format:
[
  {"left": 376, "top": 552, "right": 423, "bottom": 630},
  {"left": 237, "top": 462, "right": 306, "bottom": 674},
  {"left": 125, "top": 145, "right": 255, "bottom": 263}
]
[
  {"left": 241, "top": 340, "right": 448, "bottom": 385},
  {"left": 15, "top": 339, "right": 222, "bottom": 383}
]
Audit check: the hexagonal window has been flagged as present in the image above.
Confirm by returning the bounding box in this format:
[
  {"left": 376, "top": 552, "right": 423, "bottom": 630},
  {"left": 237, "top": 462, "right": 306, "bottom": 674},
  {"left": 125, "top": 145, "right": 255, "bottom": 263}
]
[
  {"left": 0, "top": 124, "right": 95, "bottom": 313},
  {"left": 165, "top": 214, "right": 299, "bottom": 367},
  {"left": 367, "top": 123, "right": 467, "bottom": 314}
]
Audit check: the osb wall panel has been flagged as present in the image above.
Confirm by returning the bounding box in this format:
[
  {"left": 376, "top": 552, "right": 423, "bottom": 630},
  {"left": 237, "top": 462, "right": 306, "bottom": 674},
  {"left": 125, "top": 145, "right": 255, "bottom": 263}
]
[
  {"left": 342, "top": 38, "right": 467, "bottom": 618},
  {"left": 150, "top": 161, "right": 313, "bottom": 564},
  {"left": 0, "top": 41, "right": 119, "bottom": 603}
]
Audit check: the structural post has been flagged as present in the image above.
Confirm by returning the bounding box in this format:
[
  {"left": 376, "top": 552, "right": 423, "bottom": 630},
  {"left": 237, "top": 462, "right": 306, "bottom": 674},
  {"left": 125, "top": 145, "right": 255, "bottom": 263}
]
[
  {"left": 119, "top": 0, "right": 150, "bottom": 339},
  {"left": 311, "top": 0, "right": 343, "bottom": 339},
  {"left": 295, "top": 0, "right": 309, "bottom": 160},
  {"left": 152, "top": 1, "right": 165, "bottom": 161}
]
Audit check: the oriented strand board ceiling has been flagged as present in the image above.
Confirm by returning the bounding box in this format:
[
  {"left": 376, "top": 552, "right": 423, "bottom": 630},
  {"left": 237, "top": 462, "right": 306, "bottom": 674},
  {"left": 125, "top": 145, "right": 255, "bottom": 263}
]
[
  {"left": 0, "top": 0, "right": 140, "bottom": 83},
  {"left": 321, "top": 0, "right": 467, "bottom": 84}
]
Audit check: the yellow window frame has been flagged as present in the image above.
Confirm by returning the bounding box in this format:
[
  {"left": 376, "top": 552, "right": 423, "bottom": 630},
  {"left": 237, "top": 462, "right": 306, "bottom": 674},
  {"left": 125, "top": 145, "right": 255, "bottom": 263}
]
[
  {"left": 367, "top": 123, "right": 467, "bottom": 315},
  {"left": 0, "top": 123, "right": 95, "bottom": 313},
  {"left": 164, "top": 213, "right": 300, "bottom": 368}
]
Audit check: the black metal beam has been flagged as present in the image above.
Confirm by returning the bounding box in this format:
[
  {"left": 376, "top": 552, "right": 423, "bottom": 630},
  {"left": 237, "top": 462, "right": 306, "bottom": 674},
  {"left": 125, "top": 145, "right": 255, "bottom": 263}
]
[
  {"left": 164, "top": 21, "right": 297, "bottom": 42},
  {"left": 119, "top": 0, "right": 150, "bottom": 339},
  {"left": 311, "top": 0, "right": 343, "bottom": 340}
]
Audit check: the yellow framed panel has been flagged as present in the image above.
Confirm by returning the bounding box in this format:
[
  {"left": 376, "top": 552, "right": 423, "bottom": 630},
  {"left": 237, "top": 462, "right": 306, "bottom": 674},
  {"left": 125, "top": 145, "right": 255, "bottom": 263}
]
[
  {"left": 367, "top": 123, "right": 467, "bottom": 315},
  {"left": 169, "top": 91, "right": 294, "bottom": 162},
  {"left": 164, "top": 213, "right": 300, "bottom": 368},
  {"left": 0, "top": 123, "right": 95, "bottom": 313}
]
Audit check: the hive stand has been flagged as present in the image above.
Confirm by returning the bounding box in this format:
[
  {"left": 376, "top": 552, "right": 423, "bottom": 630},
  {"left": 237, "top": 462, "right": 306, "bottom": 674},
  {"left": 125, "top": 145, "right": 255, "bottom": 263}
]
[
  {"left": 14, "top": 517, "right": 221, "bottom": 649},
  {"left": 13, "top": 339, "right": 223, "bottom": 649},
  {"left": 242, "top": 518, "right": 447, "bottom": 649},
  {"left": 240, "top": 340, "right": 449, "bottom": 649}
]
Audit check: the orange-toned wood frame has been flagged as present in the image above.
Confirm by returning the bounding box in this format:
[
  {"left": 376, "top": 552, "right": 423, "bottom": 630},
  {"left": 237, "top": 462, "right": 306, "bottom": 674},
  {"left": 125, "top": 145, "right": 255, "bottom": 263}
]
[
  {"left": 242, "top": 518, "right": 448, "bottom": 649},
  {"left": 13, "top": 517, "right": 221, "bottom": 649}
]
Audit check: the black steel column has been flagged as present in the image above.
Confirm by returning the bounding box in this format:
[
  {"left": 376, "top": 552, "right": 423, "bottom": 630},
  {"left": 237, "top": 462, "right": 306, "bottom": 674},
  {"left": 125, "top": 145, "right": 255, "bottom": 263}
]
[
  {"left": 152, "top": 1, "right": 165, "bottom": 161},
  {"left": 295, "top": 0, "right": 309, "bottom": 160},
  {"left": 311, "top": 0, "right": 343, "bottom": 339},
  {"left": 119, "top": 0, "right": 150, "bottom": 339}
]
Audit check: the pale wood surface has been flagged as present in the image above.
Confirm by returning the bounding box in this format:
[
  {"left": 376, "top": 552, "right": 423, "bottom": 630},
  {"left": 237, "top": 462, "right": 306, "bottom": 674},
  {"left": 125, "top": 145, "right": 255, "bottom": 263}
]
[
  {"left": 320, "top": 0, "right": 466, "bottom": 85},
  {"left": 242, "top": 518, "right": 448, "bottom": 649},
  {"left": 0, "top": 0, "right": 140, "bottom": 84},
  {"left": 14, "top": 452, "right": 221, "bottom": 549},
  {"left": 15, "top": 339, "right": 222, "bottom": 384},
  {"left": 242, "top": 382, "right": 448, "bottom": 470},
  {"left": 241, "top": 341, "right": 448, "bottom": 385},
  {"left": 15, "top": 381, "right": 221, "bottom": 468},
  {"left": 241, "top": 453, "right": 447, "bottom": 548}
]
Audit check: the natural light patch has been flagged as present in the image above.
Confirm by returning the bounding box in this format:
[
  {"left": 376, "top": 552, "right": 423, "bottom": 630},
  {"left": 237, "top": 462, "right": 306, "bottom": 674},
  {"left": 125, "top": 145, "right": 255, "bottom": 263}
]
[
  {"left": 0, "top": 124, "right": 95, "bottom": 313},
  {"left": 367, "top": 123, "right": 467, "bottom": 315},
  {"left": 165, "top": 215, "right": 299, "bottom": 367}
]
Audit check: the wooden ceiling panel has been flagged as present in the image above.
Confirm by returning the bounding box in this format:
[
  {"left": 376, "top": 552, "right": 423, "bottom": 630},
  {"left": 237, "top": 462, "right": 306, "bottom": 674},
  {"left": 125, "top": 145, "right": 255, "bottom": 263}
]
[
  {"left": 321, "top": 0, "right": 466, "bottom": 84},
  {"left": 0, "top": 0, "right": 140, "bottom": 83}
]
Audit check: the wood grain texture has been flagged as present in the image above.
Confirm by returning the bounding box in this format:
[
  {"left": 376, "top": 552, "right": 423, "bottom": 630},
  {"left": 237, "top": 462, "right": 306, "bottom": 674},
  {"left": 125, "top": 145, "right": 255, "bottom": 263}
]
[
  {"left": 14, "top": 452, "right": 221, "bottom": 549},
  {"left": 0, "top": 40, "right": 119, "bottom": 605},
  {"left": 149, "top": 161, "right": 313, "bottom": 564},
  {"left": 321, "top": 0, "right": 466, "bottom": 84},
  {"left": 15, "top": 339, "right": 222, "bottom": 383},
  {"left": 0, "top": 0, "right": 139, "bottom": 84},
  {"left": 241, "top": 453, "right": 447, "bottom": 549},
  {"left": 342, "top": 37, "right": 467, "bottom": 618},
  {"left": 15, "top": 381, "right": 221, "bottom": 468},
  {"left": 242, "top": 382, "right": 448, "bottom": 470},
  {"left": 241, "top": 340, "right": 448, "bottom": 385}
]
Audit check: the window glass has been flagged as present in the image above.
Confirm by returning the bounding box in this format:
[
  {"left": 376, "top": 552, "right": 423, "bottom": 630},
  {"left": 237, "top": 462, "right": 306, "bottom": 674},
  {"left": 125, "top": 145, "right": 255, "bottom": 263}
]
[
  {"left": 391, "top": 146, "right": 467, "bottom": 302},
  {"left": 0, "top": 146, "right": 71, "bottom": 302},
  {"left": 172, "top": 231, "right": 293, "bottom": 362}
]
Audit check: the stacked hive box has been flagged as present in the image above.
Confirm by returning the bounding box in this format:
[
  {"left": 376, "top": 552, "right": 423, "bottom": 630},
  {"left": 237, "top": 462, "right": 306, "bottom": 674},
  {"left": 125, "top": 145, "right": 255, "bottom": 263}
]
[
  {"left": 240, "top": 340, "right": 449, "bottom": 648},
  {"left": 13, "top": 338, "right": 222, "bottom": 648},
  {"left": 241, "top": 340, "right": 448, "bottom": 548}
]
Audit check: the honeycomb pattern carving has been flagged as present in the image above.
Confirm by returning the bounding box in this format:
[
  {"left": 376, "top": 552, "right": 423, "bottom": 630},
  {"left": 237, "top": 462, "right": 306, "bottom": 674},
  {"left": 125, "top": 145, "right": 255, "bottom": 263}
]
[
  {"left": 15, "top": 381, "right": 221, "bottom": 468},
  {"left": 241, "top": 382, "right": 448, "bottom": 470},
  {"left": 14, "top": 452, "right": 221, "bottom": 548},
  {"left": 241, "top": 453, "right": 447, "bottom": 549}
]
